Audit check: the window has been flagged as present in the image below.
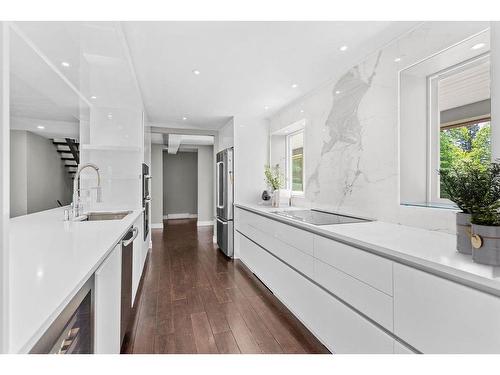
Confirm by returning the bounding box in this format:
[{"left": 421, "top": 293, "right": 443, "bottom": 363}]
[
  {"left": 399, "top": 29, "right": 491, "bottom": 207},
  {"left": 431, "top": 55, "right": 491, "bottom": 203},
  {"left": 287, "top": 130, "right": 304, "bottom": 194}
]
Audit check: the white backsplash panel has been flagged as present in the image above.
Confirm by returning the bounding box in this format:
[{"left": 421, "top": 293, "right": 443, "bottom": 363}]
[{"left": 270, "top": 22, "right": 491, "bottom": 233}]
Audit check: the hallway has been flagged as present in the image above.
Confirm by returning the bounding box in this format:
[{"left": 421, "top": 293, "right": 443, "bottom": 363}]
[{"left": 123, "top": 219, "right": 329, "bottom": 354}]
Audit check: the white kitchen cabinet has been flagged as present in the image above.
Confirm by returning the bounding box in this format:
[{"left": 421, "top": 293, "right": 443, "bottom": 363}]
[
  {"left": 237, "top": 231, "right": 394, "bottom": 353},
  {"left": 242, "top": 223, "right": 314, "bottom": 278},
  {"left": 94, "top": 243, "right": 122, "bottom": 354},
  {"left": 313, "top": 258, "right": 393, "bottom": 330},
  {"left": 314, "top": 235, "right": 393, "bottom": 295},
  {"left": 394, "top": 341, "right": 416, "bottom": 354},
  {"left": 132, "top": 214, "right": 144, "bottom": 305},
  {"left": 393, "top": 263, "right": 500, "bottom": 353},
  {"left": 235, "top": 208, "right": 314, "bottom": 255}
]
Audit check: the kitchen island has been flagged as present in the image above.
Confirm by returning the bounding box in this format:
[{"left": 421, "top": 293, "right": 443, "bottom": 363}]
[{"left": 8, "top": 206, "right": 144, "bottom": 353}]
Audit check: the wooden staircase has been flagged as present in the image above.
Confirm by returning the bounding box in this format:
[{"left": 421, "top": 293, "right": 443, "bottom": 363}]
[{"left": 52, "top": 138, "right": 79, "bottom": 178}]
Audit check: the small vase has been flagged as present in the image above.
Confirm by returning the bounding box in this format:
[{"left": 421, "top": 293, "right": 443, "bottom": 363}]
[
  {"left": 456, "top": 212, "right": 472, "bottom": 255},
  {"left": 471, "top": 224, "right": 500, "bottom": 266},
  {"left": 271, "top": 189, "right": 280, "bottom": 208}
]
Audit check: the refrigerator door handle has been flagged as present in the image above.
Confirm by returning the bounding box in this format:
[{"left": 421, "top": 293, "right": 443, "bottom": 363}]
[
  {"left": 216, "top": 161, "right": 224, "bottom": 209},
  {"left": 216, "top": 217, "right": 227, "bottom": 225}
]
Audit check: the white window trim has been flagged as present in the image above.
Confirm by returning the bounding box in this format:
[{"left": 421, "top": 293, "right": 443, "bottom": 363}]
[
  {"left": 286, "top": 129, "right": 305, "bottom": 196},
  {"left": 427, "top": 53, "right": 491, "bottom": 206}
]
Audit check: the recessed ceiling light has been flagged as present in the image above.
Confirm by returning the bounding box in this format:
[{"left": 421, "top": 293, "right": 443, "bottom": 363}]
[
  {"left": 339, "top": 45, "right": 348, "bottom": 52},
  {"left": 472, "top": 43, "right": 486, "bottom": 50},
  {"left": 300, "top": 109, "right": 304, "bottom": 113},
  {"left": 61, "top": 61, "right": 71, "bottom": 68},
  {"left": 335, "top": 90, "right": 341, "bottom": 95},
  {"left": 291, "top": 83, "right": 298, "bottom": 88},
  {"left": 182, "top": 117, "right": 187, "bottom": 121},
  {"left": 394, "top": 57, "right": 402, "bottom": 63},
  {"left": 192, "top": 69, "right": 201, "bottom": 75},
  {"left": 37, "top": 125, "right": 45, "bottom": 130},
  {"left": 107, "top": 113, "right": 113, "bottom": 119},
  {"left": 264, "top": 106, "right": 269, "bottom": 110},
  {"left": 90, "top": 95, "right": 97, "bottom": 100}
]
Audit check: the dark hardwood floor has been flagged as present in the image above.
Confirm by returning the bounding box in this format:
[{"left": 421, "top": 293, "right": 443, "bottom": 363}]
[{"left": 122, "top": 219, "right": 329, "bottom": 354}]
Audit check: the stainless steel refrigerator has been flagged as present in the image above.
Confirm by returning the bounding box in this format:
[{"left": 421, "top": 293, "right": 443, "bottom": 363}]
[{"left": 216, "top": 147, "right": 234, "bottom": 257}]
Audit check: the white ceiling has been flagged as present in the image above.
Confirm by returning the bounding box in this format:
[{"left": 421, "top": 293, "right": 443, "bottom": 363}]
[
  {"left": 439, "top": 59, "right": 490, "bottom": 111},
  {"left": 123, "top": 21, "right": 418, "bottom": 129}
]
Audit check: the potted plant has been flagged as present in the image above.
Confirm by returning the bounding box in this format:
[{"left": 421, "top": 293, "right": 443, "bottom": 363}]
[
  {"left": 469, "top": 163, "right": 500, "bottom": 265},
  {"left": 439, "top": 161, "right": 500, "bottom": 255},
  {"left": 264, "top": 164, "right": 285, "bottom": 208}
]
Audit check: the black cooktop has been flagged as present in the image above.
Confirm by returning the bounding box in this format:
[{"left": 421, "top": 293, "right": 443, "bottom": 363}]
[{"left": 273, "top": 209, "right": 370, "bottom": 226}]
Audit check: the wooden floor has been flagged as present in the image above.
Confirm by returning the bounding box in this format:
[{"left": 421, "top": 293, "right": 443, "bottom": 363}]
[{"left": 122, "top": 219, "right": 329, "bottom": 354}]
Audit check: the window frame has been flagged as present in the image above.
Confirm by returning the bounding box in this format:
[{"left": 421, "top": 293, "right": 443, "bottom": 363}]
[
  {"left": 427, "top": 53, "right": 491, "bottom": 205},
  {"left": 286, "top": 129, "right": 305, "bottom": 196}
]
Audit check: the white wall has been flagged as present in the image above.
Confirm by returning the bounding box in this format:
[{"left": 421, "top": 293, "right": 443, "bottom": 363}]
[
  {"left": 197, "top": 145, "right": 214, "bottom": 225},
  {"left": 0, "top": 21, "right": 10, "bottom": 353},
  {"left": 9, "top": 130, "right": 26, "bottom": 217},
  {"left": 9, "top": 130, "right": 73, "bottom": 217},
  {"left": 150, "top": 144, "right": 163, "bottom": 227},
  {"left": 234, "top": 116, "right": 269, "bottom": 204},
  {"left": 217, "top": 117, "right": 234, "bottom": 152},
  {"left": 269, "top": 22, "right": 490, "bottom": 234},
  {"left": 163, "top": 151, "right": 198, "bottom": 217}
]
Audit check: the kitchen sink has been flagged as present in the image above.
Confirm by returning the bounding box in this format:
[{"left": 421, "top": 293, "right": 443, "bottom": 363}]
[{"left": 74, "top": 211, "right": 132, "bottom": 221}]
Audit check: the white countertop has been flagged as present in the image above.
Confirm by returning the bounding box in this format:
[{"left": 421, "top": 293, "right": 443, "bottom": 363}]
[
  {"left": 235, "top": 203, "right": 500, "bottom": 296},
  {"left": 8, "top": 206, "right": 143, "bottom": 353}
]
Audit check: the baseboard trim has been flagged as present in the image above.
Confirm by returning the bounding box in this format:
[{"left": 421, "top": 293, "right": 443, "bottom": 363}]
[
  {"left": 164, "top": 213, "right": 198, "bottom": 220},
  {"left": 151, "top": 223, "right": 163, "bottom": 229},
  {"left": 197, "top": 220, "right": 214, "bottom": 226}
]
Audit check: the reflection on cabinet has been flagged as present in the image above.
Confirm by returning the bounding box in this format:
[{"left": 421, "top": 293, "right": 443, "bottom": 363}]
[
  {"left": 393, "top": 263, "right": 500, "bottom": 353},
  {"left": 94, "top": 244, "right": 122, "bottom": 354}
]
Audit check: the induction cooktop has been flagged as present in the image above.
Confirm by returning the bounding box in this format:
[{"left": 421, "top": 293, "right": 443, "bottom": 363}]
[{"left": 273, "top": 209, "right": 370, "bottom": 226}]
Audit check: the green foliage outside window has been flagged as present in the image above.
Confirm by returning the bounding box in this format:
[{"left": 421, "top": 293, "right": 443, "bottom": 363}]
[{"left": 440, "top": 122, "right": 491, "bottom": 198}]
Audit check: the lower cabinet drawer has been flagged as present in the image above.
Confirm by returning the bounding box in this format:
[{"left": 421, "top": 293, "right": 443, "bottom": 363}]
[
  {"left": 243, "top": 224, "right": 314, "bottom": 278},
  {"left": 314, "top": 235, "right": 393, "bottom": 296},
  {"left": 314, "top": 259, "right": 393, "bottom": 331},
  {"left": 237, "top": 232, "right": 395, "bottom": 354},
  {"left": 394, "top": 263, "right": 500, "bottom": 353},
  {"left": 235, "top": 207, "right": 314, "bottom": 255}
]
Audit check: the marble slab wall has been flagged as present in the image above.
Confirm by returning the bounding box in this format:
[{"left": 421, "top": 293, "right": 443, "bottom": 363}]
[{"left": 270, "top": 22, "right": 491, "bottom": 233}]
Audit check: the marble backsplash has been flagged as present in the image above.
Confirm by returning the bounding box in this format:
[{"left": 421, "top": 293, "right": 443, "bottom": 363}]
[{"left": 270, "top": 22, "right": 490, "bottom": 234}]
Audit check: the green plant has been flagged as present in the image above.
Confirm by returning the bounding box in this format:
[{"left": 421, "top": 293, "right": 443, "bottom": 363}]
[
  {"left": 439, "top": 161, "right": 500, "bottom": 225},
  {"left": 264, "top": 164, "right": 284, "bottom": 191}
]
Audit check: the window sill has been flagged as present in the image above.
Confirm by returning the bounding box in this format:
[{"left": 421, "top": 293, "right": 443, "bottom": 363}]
[{"left": 400, "top": 201, "right": 459, "bottom": 211}]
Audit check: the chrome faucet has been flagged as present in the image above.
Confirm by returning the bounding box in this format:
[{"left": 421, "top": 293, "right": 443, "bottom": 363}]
[{"left": 72, "top": 163, "right": 102, "bottom": 218}]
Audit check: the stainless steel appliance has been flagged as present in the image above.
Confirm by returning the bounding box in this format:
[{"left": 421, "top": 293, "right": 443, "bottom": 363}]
[
  {"left": 142, "top": 163, "right": 151, "bottom": 241},
  {"left": 216, "top": 147, "right": 234, "bottom": 257},
  {"left": 30, "top": 278, "right": 94, "bottom": 354},
  {"left": 120, "top": 226, "right": 138, "bottom": 347}
]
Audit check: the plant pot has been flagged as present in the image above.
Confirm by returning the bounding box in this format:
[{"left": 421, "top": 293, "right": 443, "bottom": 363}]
[
  {"left": 471, "top": 224, "right": 500, "bottom": 266},
  {"left": 456, "top": 212, "right": 472, "bottom": 255},
  {"left": 271, "top": 189, "right": 280, "bottom": 208}
]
